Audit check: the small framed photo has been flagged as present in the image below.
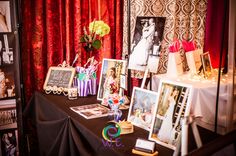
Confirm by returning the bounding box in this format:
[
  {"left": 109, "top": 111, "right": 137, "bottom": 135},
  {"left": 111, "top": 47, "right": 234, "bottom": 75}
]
[
  {"left": 120, "top": 74, "right": 127, "bottom": 90},
  {"left": 0, "top": 34, "right": 15, "bottom": 66},
  {"left": 0, "top": 99, "right": 17, "bottom": 130},
  {"left": 127, "top": 87, "right": 159, "bottom": 131},
  {"left": 0, "top": 1, "right": 12, "bottom": 32},
  {"left": 200, "top": 52, "right": 212, "bottom": 77},
  {"left": 97, "top": 58, "right": 127, "bottom": 100},
  {"left": 43, "top": 67, "right": 76, "bottom": 92},
  {"left": 0, "top": 68, "right": 15, "bottom": 99},
  {"left": 147, "top": 54, "right": 160, "bottom": 73},
  {"left": 0, "top": 129, "right": 18, "bottom": 156},
  {"left": 149, "top": 80, "right": 192, "bottom": 150}
]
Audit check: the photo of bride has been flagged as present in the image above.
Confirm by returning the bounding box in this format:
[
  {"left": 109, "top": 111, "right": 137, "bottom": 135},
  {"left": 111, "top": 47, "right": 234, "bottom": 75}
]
[
  {"left": 128, "top": 16, "right": 165, "bottom": 72},
  {"left": 149, "top": 80, "right": 192, "bottom": 150}
]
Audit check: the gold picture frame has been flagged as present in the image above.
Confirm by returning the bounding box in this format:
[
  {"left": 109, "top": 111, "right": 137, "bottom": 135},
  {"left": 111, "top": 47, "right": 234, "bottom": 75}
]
[{"left": 200, "top": 52, "right": 212, "bottom": 78}]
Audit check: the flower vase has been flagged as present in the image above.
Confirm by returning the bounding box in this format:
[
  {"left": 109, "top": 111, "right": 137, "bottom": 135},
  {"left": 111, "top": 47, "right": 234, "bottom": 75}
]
[{"left": 108, "top": 104, "right": 122, "bottom": 122}]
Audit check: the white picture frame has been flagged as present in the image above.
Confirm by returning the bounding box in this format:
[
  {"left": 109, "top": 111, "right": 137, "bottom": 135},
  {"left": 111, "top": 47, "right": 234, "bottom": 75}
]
[
  {"left": 119, "top": 74, "right": 127, "bottom": 90},
  {"left": 127, "top": 87, "right": 159, "bottom": 131},
  {"left": 148, "top": 80, "right": 193, "bottom": 150},
  {"left": 97, "top": 58, "right": 127, "bottom": 101}
]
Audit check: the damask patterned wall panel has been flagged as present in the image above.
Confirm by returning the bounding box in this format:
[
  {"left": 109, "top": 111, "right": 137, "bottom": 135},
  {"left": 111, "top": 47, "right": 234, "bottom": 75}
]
[{"left": 123, "top": 0, "right": 207, "bottom": 74}]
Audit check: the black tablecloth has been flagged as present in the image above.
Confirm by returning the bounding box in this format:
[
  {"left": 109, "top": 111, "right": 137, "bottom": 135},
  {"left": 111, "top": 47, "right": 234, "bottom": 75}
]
[{"left": 23, "top": 91, "right": 173, "bottom": 156}]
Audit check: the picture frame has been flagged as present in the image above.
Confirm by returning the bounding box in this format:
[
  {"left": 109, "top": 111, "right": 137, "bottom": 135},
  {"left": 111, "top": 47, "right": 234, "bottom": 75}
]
[
  {"left": 0, "top": 1, "right": 12, "bottom": 33},
  {"left": 128, "top": 16, "right": 165, "bottom": 72},
  {"left": 147, "top": 54, "right": 160, "bottom": 73},
  {"left": 119, "top": 74, "right": 127, "bottom": 90},
  {"left": 0, "top": 67, "right": 15, "bottom": 99},
  {"left": 0, "top": 129, "right": 18, "bottom": 156},
  {"left": 148, "top": 80, "right": 193, "bottom": 150},
  {"left": 0, "top": 99, "right": 17, "bottom": 130},
  {"left": 127, "top": 87, "right": 159, "bottom": 131},
  {"left": 97, "top": 58, "right": 127, "bottom": 101},
  {"left": 0, "top": 34, "right": 15, "bottom": 66},
  {"left": 200, "top": 52, "right": 212, "bottom": 77},
  {"left": 43, "top": 66, "right": 76, "bottom": 92}
]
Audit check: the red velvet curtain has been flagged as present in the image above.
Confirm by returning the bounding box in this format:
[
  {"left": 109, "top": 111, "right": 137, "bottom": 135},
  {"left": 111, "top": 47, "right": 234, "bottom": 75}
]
[
  {"left": 204, "top": 0, "right": 229, "bottom": 68},
  {"left": 21, "top": 0, "right": 123, "bottom": 102}
]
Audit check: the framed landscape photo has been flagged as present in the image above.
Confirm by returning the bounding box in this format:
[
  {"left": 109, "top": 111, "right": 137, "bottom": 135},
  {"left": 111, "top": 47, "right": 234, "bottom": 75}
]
[
  {"left": 127, "top": 87, "right": 159, "bottom": 131},
  {"left": 200, "top": 52, "right": 212, "bottom": 78},
  {"left": 97, "top": 58, "right": 127, "bottom": 101},
  {"left": 149, "top": 80, "right": 192, "bottom": 150},
  {"left": 128, "top": 16, "right": 165, "bottom": 72}
]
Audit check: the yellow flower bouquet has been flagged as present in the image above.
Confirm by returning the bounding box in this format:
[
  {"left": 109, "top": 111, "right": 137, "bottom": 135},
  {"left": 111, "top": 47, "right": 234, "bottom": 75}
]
[{"left": 80, "top": 20, "right": 110, "bottom": 52}]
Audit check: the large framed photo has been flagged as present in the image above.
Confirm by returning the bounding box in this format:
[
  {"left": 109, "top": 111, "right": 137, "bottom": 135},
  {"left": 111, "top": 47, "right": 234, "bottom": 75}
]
[
  {"left": 128, "top": 16, "right": 165, "bottom": 71},
  {"left": 97, "top": 58, "right": 127, "bottom": 100},
  {"left": 149, "top": 80, "right": 192, "bottom": 150},
  {"left": 0, "top": 1, "right": 12, "bottom": 32},
  {"left": 127, "top": 87, "right": 159, "bottom": 131}
]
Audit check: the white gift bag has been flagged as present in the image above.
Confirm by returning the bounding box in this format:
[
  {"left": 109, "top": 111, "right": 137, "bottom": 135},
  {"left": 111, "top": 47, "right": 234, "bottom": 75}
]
[
  {"left": 167, "top": 51, "right": 183, "bottom": 77},
  {"left": 185, "top": 49, "right": 202, "bottom": 74}
]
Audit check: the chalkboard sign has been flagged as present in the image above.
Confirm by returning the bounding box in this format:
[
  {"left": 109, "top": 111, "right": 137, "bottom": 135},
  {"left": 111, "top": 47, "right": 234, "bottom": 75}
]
[{"left": 43, "top": 67, "right": 76, "bottom": 91}]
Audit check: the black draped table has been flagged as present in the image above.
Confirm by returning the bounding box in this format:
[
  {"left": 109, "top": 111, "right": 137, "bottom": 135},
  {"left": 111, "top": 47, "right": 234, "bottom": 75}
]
[{"left": 23, "top": 91, "right": 173, "bottom": 156}]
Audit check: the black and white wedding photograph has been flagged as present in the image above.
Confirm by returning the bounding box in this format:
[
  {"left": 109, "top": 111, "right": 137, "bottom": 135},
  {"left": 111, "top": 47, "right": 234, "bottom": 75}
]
[{"left": 128, "top": 16, "right": 165, "bottom": 71}]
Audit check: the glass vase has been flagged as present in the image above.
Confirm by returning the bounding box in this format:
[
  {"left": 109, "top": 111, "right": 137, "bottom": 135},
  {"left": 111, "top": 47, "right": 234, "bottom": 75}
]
[{"left": 108, "top": 104, "right": 122, "bottom": 122}]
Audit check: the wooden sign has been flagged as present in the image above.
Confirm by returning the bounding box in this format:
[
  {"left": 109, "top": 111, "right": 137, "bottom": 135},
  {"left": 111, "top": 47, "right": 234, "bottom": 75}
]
[{"left": 43, "top": 67, "right": 76, "bottom": 91}]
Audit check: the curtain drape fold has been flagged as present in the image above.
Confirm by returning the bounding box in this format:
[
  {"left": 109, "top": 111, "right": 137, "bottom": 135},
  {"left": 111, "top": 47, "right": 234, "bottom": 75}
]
[{"left": 21, "top": 0, "right": 123, "bottom": 102}]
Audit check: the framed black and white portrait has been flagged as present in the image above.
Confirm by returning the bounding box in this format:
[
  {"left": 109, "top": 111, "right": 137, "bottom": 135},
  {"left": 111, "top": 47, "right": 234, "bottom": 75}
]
[
  {"left": 0, "top": 34, "right": 15, "bottom": 66},
  {"left": 0, "top": 1, "right": 12, "bottom": 32},
  {"left": 128, "top": 16, "right": 165, "bottom": 71}
]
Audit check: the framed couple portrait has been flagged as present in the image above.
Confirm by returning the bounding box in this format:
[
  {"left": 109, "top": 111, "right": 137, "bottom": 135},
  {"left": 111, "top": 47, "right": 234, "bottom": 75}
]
[
  {"left": 97, "top": 58, "right": 127, "bottom": 101},
  {"left": 148, "top": 80, "right": 193, "bottom": 150},
  {"left": 128, "top": 16, "right": 166, "bottom": 72}
]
